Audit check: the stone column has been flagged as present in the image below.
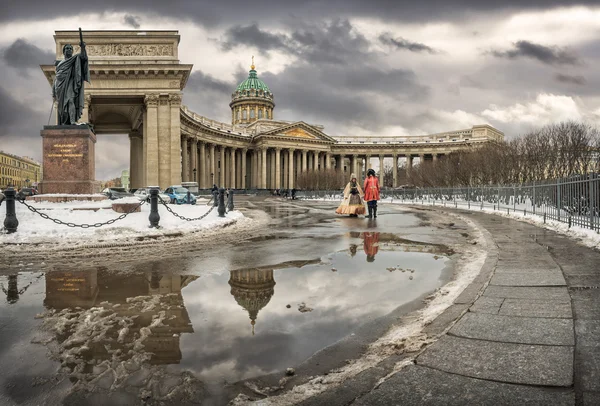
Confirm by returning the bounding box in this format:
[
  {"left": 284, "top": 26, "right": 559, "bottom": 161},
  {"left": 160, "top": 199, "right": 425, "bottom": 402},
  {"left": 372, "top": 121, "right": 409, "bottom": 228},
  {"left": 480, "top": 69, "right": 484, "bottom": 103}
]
[
  {"left": 79, "top": 95, "right": 91, "bottom": 124},
  {"left": 406, "top": 155, "right": 413, "bottom": 177},
  {"left": 199, "top": 142, "right": 206, "bottom": 188},
  {"left": 129, "top": 129, "right": 143, "bottom": 189},
  {"left": 392, "top": 154, "right": 398, "bottom": 188},
  {"left": 351, "top": 155, "right": 357, "bottom": 176},
  {"left": 169, "top": 94, "right": 183, "bottom": 187},
  {"left": 433, "top": 153, "right": 438, "bottom": 162},
  {"left": 302, "top": 150, "right": 307, "bottom": 173},
  {"left": 143, "top": 94, "right": 159, "bottom": 187},
  {"left": 275, "top": 148, "right": 281, "bottom": 189},
  {"left": 190, "top": 138, "right": 197, "bottom": 182},
  {"left": 230, "top": 147, "right": 236, "bottom": 189},
  {"left": 241, "top": 149, "right": 247, "bottom": 189},
  {"left": 288, "top": 149, "right": 295, "bottom": 189},
  {"left": 379, "top": 155, "right": 384, "bottom": 183},
  {"left": 307, "top": 151, "right": 313, "bottom": 172},
  {"left": 366, "top": 154, "right": 371, "bottom": 170},
  {"left": 419, "top": 153, "right": 424, "bottom": 164},
  {"left": 209, "top": 144, "right": 215, "bottom": 187},
  {"left": 338, "top": 154, "right": 345, "bottom": 176},
  {"left": 325, "top": 153, "right": 332, "bottom": 170},
  {"left": 251, "top": 150, "right": 257, "bottom": 188},
  {"left": 268, "top": 150, "right": 274, "bottom": 188},
  {"left": 181, "top": 136, "right": 189, "bottom": 182},
  {"left": 261, "top": 148, "right": 267, "bottom": 188},
  {"left": 220, "top": 146, "right": 225, "bottom": 187}
]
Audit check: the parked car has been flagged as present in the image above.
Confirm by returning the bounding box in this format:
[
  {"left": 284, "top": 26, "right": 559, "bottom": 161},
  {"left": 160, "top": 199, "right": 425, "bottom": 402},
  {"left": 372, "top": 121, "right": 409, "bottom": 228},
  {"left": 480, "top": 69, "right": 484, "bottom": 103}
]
[
  {"left": 16, "top": 187, "right": 37, "bottom": 200},
  {"left": 133, "top": 187, "right": 171, "bottom": 203},
  {"left": 164, "top": 185, "right": 197, "bottom": 205},
  {"left": 101, "top": 187, "right": 134, "bottom": 200}
]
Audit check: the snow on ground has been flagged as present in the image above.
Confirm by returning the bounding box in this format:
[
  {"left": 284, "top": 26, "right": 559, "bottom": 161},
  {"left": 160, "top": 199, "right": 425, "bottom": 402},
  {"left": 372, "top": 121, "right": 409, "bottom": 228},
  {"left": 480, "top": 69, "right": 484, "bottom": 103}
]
[
  {"left": 383, "top": 198, "right": 600, "bottom": 250},
  {"left": 0, "top": 198, "right": 242, "bottom": 246}
]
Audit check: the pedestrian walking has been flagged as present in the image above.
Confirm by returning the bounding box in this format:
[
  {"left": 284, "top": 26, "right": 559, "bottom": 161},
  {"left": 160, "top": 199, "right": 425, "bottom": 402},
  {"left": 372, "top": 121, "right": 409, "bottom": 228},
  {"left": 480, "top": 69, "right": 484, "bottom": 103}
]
[{"left": 363, "top": 169, "right": 380, "bottom": 219}]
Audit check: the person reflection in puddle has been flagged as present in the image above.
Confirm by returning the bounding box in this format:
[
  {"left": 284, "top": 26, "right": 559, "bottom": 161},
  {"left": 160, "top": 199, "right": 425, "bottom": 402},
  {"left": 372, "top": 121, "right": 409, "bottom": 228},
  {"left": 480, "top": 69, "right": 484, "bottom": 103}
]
[{"left": 363, "top": 232, "right": 380, "bottom": 262}]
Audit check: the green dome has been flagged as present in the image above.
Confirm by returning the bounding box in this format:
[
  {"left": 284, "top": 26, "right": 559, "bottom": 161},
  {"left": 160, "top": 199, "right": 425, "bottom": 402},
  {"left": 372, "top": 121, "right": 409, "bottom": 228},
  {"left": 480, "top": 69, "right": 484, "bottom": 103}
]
[{"left": 236, "top": 68, "right": 271, "bottom": 93}]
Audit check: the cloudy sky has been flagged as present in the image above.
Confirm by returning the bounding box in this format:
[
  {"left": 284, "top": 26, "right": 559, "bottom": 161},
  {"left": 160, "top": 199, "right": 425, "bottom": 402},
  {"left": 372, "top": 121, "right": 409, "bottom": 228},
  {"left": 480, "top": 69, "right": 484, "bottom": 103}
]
[{"left": 1, "top": 1, "right": 600, "bottom": 180}]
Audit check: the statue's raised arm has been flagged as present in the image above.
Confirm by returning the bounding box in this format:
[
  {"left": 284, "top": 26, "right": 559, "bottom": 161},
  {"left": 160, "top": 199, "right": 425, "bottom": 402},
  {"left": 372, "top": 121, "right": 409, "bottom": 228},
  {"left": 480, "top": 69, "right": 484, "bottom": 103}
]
[{"left": 53, "top": 28, "right": 91, "bottom": 125}]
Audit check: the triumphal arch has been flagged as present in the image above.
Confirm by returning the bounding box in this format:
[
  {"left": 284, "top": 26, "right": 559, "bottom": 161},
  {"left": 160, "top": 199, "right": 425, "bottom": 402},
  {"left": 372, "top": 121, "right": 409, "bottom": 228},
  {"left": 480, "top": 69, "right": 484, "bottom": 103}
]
[{"left": 41, "top": 30, "right": 504, "bottom": 190}]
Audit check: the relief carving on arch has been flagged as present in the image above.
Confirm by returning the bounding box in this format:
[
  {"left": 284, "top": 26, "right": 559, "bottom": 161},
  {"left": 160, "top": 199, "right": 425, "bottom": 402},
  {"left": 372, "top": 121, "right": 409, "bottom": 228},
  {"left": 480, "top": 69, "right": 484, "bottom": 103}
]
[{"left": 71, "top": 43, "right": 174, "bottom": 57}]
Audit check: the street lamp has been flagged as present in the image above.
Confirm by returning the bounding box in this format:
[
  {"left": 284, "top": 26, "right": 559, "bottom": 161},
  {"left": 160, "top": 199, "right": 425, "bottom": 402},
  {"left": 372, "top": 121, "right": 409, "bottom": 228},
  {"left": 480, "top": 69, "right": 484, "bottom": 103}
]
[{"left": 193, "top": 168, "right": 196, "bottom": 182}]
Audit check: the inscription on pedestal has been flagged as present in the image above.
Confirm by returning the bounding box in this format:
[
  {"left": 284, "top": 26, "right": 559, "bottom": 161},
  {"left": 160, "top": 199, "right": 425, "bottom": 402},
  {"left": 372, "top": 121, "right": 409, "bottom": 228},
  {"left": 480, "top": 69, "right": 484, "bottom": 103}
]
[{"left": 39, "top": 125, "right": 101, "bottom": 194}]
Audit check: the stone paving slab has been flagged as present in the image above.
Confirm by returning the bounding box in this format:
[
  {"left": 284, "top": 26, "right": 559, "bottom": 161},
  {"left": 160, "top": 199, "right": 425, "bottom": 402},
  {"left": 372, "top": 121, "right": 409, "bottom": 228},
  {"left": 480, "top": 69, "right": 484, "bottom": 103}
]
[
  {"left": 483, "top": 285, "right": 571, "bottom": 301},
  {"left": 490, "top": 270, "right": 566, "bottom": 287},
  {"left": 423, "top": 304, "right": 470, "bottom": 336},
  {"left": 566, "top": 275, "right": 600, "bottom": 288},
  {"left": 583, "top": 391, "right": 600, "bottom": 406},
  {"left": 494, "top": 266, "right": 562, "bottom": 273},
  {"left": 578, "top": 347, "right": 600, "bottom": 391},
  {"left": 575, "top": 320, "right": 600, "bottom": 347},
  {"left": 352, "top": 365, "right": 575, "bottom": 406},
  {"left": 571, "top": 290, "right": 600, "bottom": 320},
  {"left": 417, "top": 335, "right": 573, "bottom": 386},
  {"left": 499, "top": 299, "right": 572, "bottom": 318},
  {"left": 469, "top": 296, "right": 503, "bottom": 314},
  {"left": 449, "top": 312, "right": 574, "bottom": 346}
]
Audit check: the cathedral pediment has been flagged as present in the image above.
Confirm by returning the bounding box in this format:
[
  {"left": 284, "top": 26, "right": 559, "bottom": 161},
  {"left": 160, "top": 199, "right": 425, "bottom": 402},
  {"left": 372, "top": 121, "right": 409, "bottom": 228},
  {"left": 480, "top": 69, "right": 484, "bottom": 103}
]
[{"left": 256, "top": 122, "right": 336, "bottom": 143}]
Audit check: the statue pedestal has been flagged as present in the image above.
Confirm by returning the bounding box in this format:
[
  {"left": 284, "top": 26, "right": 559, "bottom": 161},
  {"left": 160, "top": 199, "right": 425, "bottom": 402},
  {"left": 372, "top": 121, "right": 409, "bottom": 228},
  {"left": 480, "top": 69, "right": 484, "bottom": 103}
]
[{"left": 39, "top": 125, "right": 101, "bottom": 194}]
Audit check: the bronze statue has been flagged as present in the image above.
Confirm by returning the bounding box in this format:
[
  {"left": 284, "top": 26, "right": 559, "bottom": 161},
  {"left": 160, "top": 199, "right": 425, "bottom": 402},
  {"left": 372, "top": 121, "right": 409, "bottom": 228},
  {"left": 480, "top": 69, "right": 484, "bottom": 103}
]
[{"left": 52, "top": 28, "right": 90, "bottom": 125}]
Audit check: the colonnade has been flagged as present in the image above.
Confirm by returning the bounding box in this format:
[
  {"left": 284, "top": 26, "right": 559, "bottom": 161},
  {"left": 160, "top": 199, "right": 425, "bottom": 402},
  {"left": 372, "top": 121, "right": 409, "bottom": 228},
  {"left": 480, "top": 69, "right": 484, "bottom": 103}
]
[
  {"left": 130, "top": 131, "right": 447, "bottom": 190},
  {"left": 178, "top": 139, "right": 346, "bottom": 189}
]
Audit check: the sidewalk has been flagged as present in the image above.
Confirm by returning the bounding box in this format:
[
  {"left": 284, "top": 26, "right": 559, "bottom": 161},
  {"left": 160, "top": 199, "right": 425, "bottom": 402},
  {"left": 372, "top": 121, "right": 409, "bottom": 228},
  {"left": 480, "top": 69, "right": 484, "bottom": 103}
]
[{"left": 305, "top": 208, "right": 600, "bottom": 406}]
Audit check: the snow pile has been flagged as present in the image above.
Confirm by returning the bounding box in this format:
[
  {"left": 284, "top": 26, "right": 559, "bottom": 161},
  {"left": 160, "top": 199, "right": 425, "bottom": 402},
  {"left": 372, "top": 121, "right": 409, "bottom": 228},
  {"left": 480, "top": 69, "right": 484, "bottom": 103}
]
[
  {"left": 390, "top": 200, "right": 600, "bottom": 250},
  {"left": 0, "top": 201, "right": 244, "bottom": 245}
]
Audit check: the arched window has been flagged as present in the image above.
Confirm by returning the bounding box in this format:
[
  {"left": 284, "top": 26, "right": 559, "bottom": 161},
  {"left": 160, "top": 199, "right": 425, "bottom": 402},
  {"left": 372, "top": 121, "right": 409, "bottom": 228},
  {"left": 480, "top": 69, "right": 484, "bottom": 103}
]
[
  {"left": 258, "top": 109, "right": 263, "bottom": 119},
  {"left": 250, "top": 109, "right": 255, "bottom": 118},
  {"left": 242, "top": 110, "right": 247, "bottom": 119},
  {"left": 236, "top": 110, "right": 240, "bottom": 120}
]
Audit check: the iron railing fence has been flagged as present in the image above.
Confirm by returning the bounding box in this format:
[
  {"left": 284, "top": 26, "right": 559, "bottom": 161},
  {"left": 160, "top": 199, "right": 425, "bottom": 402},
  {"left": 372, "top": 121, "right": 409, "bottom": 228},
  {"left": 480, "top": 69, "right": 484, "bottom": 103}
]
[{"left": 298, "top": 174, "right": 600, "bottom": 232}]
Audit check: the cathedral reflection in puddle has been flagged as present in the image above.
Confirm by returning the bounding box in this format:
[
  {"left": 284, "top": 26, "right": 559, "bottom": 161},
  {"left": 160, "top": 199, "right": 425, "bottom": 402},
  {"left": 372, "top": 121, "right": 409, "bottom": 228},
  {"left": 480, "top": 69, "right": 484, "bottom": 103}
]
[{"left": 32, "top": 231, "right": 452, "bottom": 386}]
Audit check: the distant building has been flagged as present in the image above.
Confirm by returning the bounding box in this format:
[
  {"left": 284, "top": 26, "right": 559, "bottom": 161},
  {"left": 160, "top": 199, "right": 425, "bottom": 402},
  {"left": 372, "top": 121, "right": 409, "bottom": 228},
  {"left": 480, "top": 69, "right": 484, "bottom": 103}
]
[
  {"left": 0, "top": 151, "right": 42, "bottom": 189},
  {"left": 121, "top": 170, "right": 130, "bottom": 190}
]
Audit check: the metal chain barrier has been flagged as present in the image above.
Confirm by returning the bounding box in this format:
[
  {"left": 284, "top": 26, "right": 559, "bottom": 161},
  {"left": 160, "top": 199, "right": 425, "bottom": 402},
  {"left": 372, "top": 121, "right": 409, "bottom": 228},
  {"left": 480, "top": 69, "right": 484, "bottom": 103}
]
[
  {"left": 158, "top": 196, "right": 216, "bottom": 221},
  {"left": 17, "top": 199, "right": 146, "bottom": 228}
]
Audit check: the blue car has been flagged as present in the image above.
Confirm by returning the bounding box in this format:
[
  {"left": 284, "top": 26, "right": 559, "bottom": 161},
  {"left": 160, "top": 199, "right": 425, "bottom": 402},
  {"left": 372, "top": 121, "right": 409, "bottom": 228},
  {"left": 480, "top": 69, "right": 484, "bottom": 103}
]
[{"left": 164, "top": 186, "right": 197, "bottom": 205}]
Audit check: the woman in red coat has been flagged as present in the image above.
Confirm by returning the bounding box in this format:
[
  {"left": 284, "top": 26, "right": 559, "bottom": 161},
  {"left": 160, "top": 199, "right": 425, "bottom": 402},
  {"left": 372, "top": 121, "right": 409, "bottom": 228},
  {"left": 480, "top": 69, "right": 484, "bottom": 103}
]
[{"left": 363, "top": 169, "right": 380, "bottom": 218}]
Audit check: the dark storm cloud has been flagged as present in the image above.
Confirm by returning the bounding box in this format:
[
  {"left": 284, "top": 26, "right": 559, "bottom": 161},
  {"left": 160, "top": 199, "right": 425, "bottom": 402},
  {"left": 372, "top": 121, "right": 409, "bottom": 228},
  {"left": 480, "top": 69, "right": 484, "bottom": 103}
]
[
  {"left": 0, "top": 86, "right": 37, "bottom": 134},
  {"left": 220, "top": 24, "right": 290, "bottom": 52},
  {"left": 2, "top": 39, "right": 55, "bottom": 71},
  {"left": 1, "top": 1, "right": 599, "bottom": 25},
  {"left": 490, "top": 40, "right": 581, "bottom": 65},
  {"left": 220, "top": 20, "right": 372, "bottom": 66},
  {"left": 378, "top": 33, "right": 439, "bottom": 54},
  {"left": 123, "top": 14, "right": 141, "bottom": 29},
  {"left": 555, "top": 73, "right": 586, "bottom": 85},
  {"left": 186, "top": 70, "right": 234, "bottom": 93}
]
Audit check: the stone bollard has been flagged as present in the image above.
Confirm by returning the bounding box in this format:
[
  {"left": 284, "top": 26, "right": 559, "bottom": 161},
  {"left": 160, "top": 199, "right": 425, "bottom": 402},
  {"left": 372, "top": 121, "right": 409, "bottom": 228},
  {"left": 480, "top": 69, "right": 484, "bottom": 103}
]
[
  {"left": 3, "top": 188, "right": 18, "bottom": 233},
  {"left": 149, "top": 188, "right": 160, "bottom": 228},
  {"left": 227, "top": 189, "right": 234, "bottom": 212},
  {"left": 187, "top": 191, "right": 192, "bottom": 205},
  {"left": 218, "top": 188, "right": 226, "bottom": 217},
  {"left": 213, "top": 190, "right": 218, "bottom": 207}
]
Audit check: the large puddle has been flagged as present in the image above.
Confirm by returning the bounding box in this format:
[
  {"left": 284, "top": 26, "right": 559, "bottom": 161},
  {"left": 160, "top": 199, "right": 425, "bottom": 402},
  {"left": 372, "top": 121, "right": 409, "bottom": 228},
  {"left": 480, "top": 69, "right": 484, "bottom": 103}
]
[{"left": 0, "top": 202, "right": 458, "bottom": 404}]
